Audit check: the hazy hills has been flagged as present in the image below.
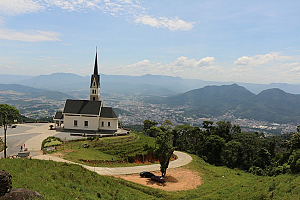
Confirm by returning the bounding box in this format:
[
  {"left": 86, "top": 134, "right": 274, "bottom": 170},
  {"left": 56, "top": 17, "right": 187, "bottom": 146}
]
[
  {"left": 1, "top": 73, "right": 300, "bottom": 95},
  {"left": 0, "top": 83, "right": 73, "bottom": 101},
  {"left": 148, "top": 84, "right": 300, "bottom": 124}
]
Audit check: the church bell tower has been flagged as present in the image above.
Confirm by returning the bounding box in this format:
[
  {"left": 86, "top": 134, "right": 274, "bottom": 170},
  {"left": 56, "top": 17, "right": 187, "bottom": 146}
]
[{"left": 90, "top": 50, "right": 100, "bottom": 101}]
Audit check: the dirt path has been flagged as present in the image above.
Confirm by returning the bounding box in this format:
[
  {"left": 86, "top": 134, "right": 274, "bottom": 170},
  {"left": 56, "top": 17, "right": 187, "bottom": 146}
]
[{"left": 114, "top": 168, "right": 202, "bottom": 191}]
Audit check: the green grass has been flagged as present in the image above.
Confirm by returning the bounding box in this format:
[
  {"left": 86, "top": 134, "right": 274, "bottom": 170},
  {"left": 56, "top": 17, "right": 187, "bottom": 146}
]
[
  {"left": 1, "top": 154, "right": 300, "bottom": 199},
  {"left": 49, "top": 132, "right": 156, "bottom": 167},
  {"left": 0, "top": 158, "right": 162, "bottom": 200},
  {"left": 171, "top": 154, "right": 300, "bottom": 200}
]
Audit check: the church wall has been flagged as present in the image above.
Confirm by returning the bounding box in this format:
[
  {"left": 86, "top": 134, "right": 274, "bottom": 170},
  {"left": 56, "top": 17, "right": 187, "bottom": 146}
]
[
  {"left": 99, "top": 118, "right": 118, "bottom": 131},
  {"left": 64, "top": 114, "right": 99, "bottom": 131}
]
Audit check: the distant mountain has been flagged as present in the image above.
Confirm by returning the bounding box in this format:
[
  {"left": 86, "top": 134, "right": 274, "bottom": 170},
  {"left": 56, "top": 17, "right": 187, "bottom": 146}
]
[
  {"left": 18, "top": 73, "right": 89, "bottom": 91},
  {"left": 9, "top": 72, "right": 300, "bottom": 95},
  {"left": 235, "top": 88, "right": 300, "bottom": 123},
  {"left": 18, "top": 73, "right": 177, "bottom": 97},
  {"left": 148, "top": 84, "right": 300, "bottom": 124},
  {"left": 0, "top": 83, "right": 73, "bottom": 101},
  {"left": 157, "top": 84, "right": 255, "bottom": 117}
]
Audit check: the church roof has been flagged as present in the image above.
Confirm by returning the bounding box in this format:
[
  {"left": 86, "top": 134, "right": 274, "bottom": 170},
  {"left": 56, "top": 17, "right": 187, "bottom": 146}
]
[
  {"left": 63, "top": 99, "right": 102, "bottom": 115},
  {"left": 53, "top": 111, "right": 63, "bottom": 120},
  {"left": 100, "top": 107, "right": 118, "bottom": 118}
]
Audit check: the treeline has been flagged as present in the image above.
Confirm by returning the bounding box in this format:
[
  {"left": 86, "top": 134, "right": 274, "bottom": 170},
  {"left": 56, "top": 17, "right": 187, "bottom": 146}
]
[{"left": 143, "top": 119, "right": 300, "bottom": 176}]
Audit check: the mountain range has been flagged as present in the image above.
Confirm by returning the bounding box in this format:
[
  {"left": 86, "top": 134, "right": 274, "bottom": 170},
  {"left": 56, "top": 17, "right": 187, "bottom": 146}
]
[
  {"left": 1, "top": 73, "right": 300, "bottom": 95},
  {"left": 145, "top": 84, "right": 300, "bottom": 124},
  {"left": 0, "top": 83, "right": 72, "bottom": 101},
  {"left": 1, "top": 73, "right": 300, "bottom": 124}
]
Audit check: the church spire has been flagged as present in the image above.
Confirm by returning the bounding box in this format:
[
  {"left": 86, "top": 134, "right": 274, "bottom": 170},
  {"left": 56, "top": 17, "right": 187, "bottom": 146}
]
[
  {"left": 94, "top": 47, "right": 98, "bottom": 75},
  {"left": 90, "top": 47, "right": 100, "bottom": 101}
]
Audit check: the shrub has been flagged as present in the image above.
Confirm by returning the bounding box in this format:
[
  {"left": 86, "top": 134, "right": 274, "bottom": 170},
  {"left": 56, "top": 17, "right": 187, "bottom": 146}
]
[{"left": 41, "top": 136, "right": 63, "bottom": 149}]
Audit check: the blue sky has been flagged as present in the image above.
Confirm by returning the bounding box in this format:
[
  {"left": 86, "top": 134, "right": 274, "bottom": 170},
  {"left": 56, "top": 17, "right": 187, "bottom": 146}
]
[{"left": 0, "top": 0, "right": 300, "bottom": 84}]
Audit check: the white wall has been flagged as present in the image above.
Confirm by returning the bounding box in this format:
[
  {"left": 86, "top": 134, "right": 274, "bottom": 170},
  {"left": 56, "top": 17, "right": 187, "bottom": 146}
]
[
  {"left": 99, "top": 117, "right": 118, "bottom": 130},
  {"left": 64, "top": 114, "right": 99, "bottom": 131}
]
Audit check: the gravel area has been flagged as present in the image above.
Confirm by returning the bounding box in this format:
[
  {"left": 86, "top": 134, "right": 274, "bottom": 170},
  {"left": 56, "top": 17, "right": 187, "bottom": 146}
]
[{"left": 115, "top": 168, "right": 202, "bottom": 191}]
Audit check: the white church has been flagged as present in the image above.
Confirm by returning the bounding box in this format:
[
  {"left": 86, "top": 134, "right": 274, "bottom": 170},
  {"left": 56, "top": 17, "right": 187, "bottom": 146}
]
[{"left": 54, "top": 52, "right": 118, "bottom": 133}]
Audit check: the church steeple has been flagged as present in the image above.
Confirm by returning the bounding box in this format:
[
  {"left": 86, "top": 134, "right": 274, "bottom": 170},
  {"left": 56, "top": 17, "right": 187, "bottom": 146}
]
[
  {"left": 94, "top": 48, "right": 98, "bottom": 75},
  {"left": 90, "top": 49, "right": 100, "bottom": 101}
]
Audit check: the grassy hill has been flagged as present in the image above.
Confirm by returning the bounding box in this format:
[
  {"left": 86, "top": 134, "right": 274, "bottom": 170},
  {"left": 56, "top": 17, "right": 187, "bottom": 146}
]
[{"left": 1, "top": 154, "right": 300, "bottom": 199}]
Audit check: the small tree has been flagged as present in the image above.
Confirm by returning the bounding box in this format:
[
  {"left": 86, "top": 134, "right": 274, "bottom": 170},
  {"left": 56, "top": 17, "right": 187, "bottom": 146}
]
[
  {"left": 154, "top": 130, "right": 175, "bottom": 177},
  {"left": 0, "top": 104, "right": 20, "bottom": 158}
]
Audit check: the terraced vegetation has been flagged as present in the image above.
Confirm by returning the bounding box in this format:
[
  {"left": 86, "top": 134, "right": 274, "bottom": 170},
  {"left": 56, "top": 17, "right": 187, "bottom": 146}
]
[
  {"left": 1, "top": 155, "right": 300, "bottom": 199},
  {"left": 46, "top": 132, "right": 156, "bottom": 167}
]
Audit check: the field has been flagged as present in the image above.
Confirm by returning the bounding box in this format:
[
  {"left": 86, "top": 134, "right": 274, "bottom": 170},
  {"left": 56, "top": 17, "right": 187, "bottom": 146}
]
[
  {"left": 1, "top": 154, "right": 300, "bottom": 199},
  {"left": 46, "top": 132, "right": 157, "bottom": 167}
]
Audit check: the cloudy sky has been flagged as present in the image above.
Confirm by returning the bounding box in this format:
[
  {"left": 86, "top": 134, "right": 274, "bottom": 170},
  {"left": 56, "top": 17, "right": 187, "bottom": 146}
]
[{"left": 0, "top": 0, "right": 300, "bottom": 84}]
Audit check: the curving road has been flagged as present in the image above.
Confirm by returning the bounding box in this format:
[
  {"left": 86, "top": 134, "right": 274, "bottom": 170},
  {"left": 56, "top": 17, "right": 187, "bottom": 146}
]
[
  {"left": 1, "top": 123, "right": 192, "bottom": 175},
  {"left": 33, "top": 151, "right": 192, "bottom": 175}
]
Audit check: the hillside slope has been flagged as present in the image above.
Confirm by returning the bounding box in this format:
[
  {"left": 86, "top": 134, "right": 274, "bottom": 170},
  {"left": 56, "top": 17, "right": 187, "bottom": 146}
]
[{"left": 151, "top": 84, "right": 300, "bottom": 123}]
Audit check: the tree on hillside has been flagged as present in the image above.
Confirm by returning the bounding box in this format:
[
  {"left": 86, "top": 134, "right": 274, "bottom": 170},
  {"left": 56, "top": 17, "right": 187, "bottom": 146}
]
[
  {"left": 161, "top": 119, "right": 174, "bottom": 130},
  {"left": 147, "top": 126, "right": 162, "bottom": 138},
  {"left": 154, "top": 130, "right": 175, "bottom": 177},
  {"left": 143, "top": 119, "right": 158, "bottom": 133},
  {"left": 0, "top": 104, "right": 20, "bottom": 158}
]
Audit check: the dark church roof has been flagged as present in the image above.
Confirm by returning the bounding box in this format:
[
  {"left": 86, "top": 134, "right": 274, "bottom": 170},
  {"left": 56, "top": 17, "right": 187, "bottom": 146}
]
[
  {"left": 54, "top": 111, "right": 63, "bottom": 120},
  {"left": 63, "top": 99, "right": 102, "bottom": 115},
  {"left": 100, "top": 107, "right": 118, "bottom": 118}
]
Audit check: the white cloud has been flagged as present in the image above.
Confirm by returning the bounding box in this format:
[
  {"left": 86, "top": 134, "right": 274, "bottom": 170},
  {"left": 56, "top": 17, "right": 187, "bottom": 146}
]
[
  {"left": 114, "top": 56, "right": 217, "bottom": 78},
  {"left": 0, "top": 0, "right": 44, "bottom": 15},
  {"left": 172, "top": 56, "right": 215, "bottom": 68},
  {"left": 0, "top": 0, "right": 194, "bottom": 33},
  {"left": 234, "top": 53, "right": 280, "bottom": 66},
  {"left": 0, "top": 28, "right": 60, "bottom": 42},
  {"left": 198, "top": 57, "right": 215, "bottom": 66},
  {"left": 134, "top": 15, "right": 194, "bottom": 31}
]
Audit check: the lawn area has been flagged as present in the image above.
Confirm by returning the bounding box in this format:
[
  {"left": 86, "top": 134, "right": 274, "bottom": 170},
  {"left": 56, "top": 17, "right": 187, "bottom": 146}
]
[
  {"left": 1, "top": 154, "right": 300, "bottom": 199},
  {"left": 47, "top": 132, "right": 157, "bottom": 167},
  {"left": 0, "top": 155, "right": 300, "bottom": 199},
  {"left": 0, "top": 158, "right": 164, "bottom": 200}
]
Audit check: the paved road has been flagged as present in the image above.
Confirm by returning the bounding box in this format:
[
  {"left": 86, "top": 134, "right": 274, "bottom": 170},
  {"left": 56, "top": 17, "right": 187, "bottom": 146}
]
[
  {"left": 33, "top": 151, "right": 192, "bottom": 175},
  {"left": 0, "top": 123, "right": 82, "bottom": 157},
  {"left": 1, "top": 123, "right": 193, "bottom": 175}
]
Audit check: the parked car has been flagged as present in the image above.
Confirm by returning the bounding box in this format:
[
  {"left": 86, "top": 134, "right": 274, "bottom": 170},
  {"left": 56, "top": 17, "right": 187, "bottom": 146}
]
[
  {"left": 140, "top": 171, "right": 155, "bottom": 178},
  {"left": 151, "top": 176, "right": 165, "bottom": 183}
]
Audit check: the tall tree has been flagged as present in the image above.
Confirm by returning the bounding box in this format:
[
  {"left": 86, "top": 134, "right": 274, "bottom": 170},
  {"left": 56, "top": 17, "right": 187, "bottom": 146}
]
[
  {"left": 154, "top": 130, "right": 175, "bottom": 177},
  {"left": 0, "top": 104, "right": 20, "bottom": 158},
  {"left": 143, "top": 119, "right": 158, "bottom": 133}
]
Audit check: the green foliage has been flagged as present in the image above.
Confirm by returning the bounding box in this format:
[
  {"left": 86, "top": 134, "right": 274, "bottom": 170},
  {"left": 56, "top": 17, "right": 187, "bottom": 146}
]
[
  {"left": 123, "top": 124, "right": 143, "bottom": 132},
  {"left": 41, "top": 136, "right": 63, "bottom": 149},
  {"left": 154, "top": 130, "right": 175, "bottom": 177},
  {"left": 0, "top": 104, "right": 20, "bottom": 158},
  {"left": 288, "top": 149, "right": 300, "bottom": 173},
  {"left": 172, "top": 120, "right": 300, "bottom": 176},
  {"left": 0, "top": 104, "right": 20, "bottom": 126},
  {"left": 143, "top": 119, "right": 158, "bottom": 133},
  {"left": 0, "top": 137, "right": 4, "bottom": 152},
  {"left": 53, "top": 132, "right": 156, "bottom": 166}
]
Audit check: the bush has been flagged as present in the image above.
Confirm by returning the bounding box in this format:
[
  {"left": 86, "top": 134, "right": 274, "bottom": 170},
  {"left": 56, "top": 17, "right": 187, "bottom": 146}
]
[{"left": 41, "top": 136, "right": 63, "bottom": 149}]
